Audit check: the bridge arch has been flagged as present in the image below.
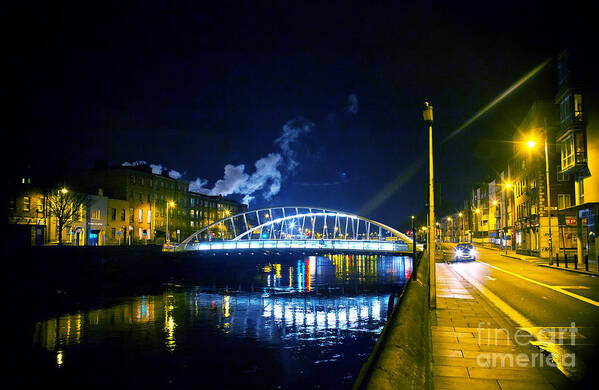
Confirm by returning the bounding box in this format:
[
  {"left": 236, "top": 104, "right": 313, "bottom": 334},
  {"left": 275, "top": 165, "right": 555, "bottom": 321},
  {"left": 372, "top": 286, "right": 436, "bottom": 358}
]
[{"left": 176, "top": 206, "right": 415, "bottom": 252}]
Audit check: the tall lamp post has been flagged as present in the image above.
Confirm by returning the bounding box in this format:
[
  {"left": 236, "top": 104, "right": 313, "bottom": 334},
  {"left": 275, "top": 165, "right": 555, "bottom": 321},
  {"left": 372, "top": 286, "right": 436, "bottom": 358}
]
[
  {"left": 458, "top": 212, "right": 463, "bottom": 242},
  {"left": 166, "top": 201, "right": 175, "bottom": 243},
  {"left": 505, "top": 182, "right": 513, "bottom": 254},
  {"left": 527, "top": 127, "right": 554, "bottom": 264},
  {"left": 447, "top": 217, "right": 453, "bottom": 243},
  {"left": 423, "top": 102, "right": 436, "bottom": 309},
  {"left": 474, "top": 208, "right": 481, "bottom": 244},
  {"left": 411, "top": 215, "right": 417, "bottom": 279}
]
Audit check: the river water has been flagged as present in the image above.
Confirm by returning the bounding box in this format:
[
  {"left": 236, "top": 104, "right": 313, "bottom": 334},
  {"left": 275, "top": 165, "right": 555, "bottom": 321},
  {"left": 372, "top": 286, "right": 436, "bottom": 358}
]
[{"left": 30, "top": 253, "right": 412, "bottom": 389}]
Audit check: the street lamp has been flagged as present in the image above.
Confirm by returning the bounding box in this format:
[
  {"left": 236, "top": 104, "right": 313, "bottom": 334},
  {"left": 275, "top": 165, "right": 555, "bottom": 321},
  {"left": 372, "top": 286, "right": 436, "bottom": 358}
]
[
  {"left": 458, "top": 212, "right": 463, "bottom": 242},
  {"left": 447, "top": 217, "right": 452, "bottom": 243},
  {"left": 166, "top": 201, "right": 175, "bottom": 243},
  {"left": 474, "top": 208, "right": 481, "bottom": 244},
  {"left": 423, "top": 101, "right": 435, "bottom": 309},
  {"left": 411, "top": 216, "right": 416, "bottom": 274},
  {"left": 526, "top": 128, "right": 554, "bottom": 264}
]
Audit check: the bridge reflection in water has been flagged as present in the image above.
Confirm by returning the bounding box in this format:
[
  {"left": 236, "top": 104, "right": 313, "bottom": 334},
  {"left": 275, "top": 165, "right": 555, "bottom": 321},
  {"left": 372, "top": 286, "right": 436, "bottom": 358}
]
[{"left": 31, "top": 254, "right": 411, "bottom": 389}]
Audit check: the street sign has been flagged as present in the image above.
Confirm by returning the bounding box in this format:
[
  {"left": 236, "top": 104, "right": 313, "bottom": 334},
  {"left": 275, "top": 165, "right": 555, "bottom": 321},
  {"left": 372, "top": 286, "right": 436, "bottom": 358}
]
[{"left": 566, "top": 217, "right": 577, "bottom": 226}]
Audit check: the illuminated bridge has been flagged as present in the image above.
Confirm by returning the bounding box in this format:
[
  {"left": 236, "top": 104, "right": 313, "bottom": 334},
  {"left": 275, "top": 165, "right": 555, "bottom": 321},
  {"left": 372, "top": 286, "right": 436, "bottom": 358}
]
[{"left": 175, "top": 207, "right": 420, "bottom": 254}]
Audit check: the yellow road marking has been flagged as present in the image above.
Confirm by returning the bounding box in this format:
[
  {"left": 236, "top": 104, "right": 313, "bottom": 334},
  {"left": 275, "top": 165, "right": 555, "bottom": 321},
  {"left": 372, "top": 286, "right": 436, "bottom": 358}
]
[{"left": 477, "top": 260, "right": 599, "bottom": 308}]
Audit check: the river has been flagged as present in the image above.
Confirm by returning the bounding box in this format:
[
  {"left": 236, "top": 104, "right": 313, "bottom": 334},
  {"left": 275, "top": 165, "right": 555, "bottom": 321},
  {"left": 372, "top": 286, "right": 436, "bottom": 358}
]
[{"left": 29, "top": 252, "right": 412, "bottom": 389}]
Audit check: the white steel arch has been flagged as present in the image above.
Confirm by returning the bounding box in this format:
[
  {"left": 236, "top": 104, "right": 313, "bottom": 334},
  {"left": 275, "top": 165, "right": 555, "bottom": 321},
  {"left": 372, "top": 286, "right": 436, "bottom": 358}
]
[{"left": 176, "top": 206, "right": 416, "bottom": 253}]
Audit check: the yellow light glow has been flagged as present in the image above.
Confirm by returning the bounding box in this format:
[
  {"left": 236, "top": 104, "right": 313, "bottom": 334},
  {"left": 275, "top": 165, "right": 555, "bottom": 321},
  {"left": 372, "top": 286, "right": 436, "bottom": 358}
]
[
  {"left": 527, "top": 140, "right": 536, "bottom": 149},
  {"left": 493, "top": 200, "right": 498, "bottom": 205},
  {"left": 505, "top": 182, "right": 512, "bottom": 188},
  {"left": 60, "top": 188, "right": 68, "bottom": 194},
  {"left": 475, "top": 209, "right": 481, "bottom": 213},
  {"left": 169, "top": 201, "right": 175, "bottom": 207},
  {"left": 458, "top": 212, "right": 463, "bottom": 217}
]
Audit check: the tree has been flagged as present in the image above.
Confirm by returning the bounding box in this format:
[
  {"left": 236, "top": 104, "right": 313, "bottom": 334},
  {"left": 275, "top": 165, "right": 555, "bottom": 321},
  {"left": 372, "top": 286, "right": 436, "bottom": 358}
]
[{"left": 45, "top": 188, "right": 88, "bottom": 246}]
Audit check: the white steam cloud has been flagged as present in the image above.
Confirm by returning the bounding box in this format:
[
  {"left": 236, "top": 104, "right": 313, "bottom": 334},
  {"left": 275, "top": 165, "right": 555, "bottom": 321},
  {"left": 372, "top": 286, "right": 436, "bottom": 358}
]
[
  {"left": 122, "top": 161, "right": 183, "bottom": 179},
  {"left": 190, "top": 116, "right": 313, "bottom": 205},
  {"left": 346, "top": 93, "right": 359, "bottom": 114}
]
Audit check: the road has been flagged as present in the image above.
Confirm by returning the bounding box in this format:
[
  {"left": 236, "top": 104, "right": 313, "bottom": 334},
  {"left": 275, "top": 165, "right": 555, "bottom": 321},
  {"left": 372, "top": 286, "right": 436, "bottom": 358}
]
[{"left": 441, "top": 243, "right": 599, "bottom": 384}]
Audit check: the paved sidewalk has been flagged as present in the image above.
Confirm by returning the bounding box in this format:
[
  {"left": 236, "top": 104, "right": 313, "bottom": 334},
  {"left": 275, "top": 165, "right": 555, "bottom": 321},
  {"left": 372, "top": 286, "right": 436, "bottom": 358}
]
[
  {"left": 431, "top": 263, "right": 569, "bottom": 389},
  {"left": 476, "top": 244, "right": 599, "bottom": 276}
]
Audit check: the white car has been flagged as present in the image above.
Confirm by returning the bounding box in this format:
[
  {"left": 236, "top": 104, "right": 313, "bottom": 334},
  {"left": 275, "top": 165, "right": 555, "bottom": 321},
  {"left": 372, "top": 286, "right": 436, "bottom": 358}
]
[{"left": 454, "top": 243, "right": 477, "bottom": 261}]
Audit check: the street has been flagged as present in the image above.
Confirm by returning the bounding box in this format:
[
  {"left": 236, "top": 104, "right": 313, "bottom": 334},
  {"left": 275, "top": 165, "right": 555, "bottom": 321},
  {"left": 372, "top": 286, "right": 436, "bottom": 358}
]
[{"left": 441, "top": 243, "right": 599, "bottom": 384}]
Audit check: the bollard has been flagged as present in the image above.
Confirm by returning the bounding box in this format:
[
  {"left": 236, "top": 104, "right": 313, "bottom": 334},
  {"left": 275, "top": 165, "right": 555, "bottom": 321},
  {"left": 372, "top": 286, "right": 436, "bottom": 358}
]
[
  {"left": 556, "top": 253, "right": 559, "bottom": 267},
  {"left": 585, "top": 254, "right": 589, "bottom": 272},
  {"left": 574, "top": 254, "right": 578, "bottom": 269},
  {"left": 565, "top": 254, "right": 568, "bottom": 268}
]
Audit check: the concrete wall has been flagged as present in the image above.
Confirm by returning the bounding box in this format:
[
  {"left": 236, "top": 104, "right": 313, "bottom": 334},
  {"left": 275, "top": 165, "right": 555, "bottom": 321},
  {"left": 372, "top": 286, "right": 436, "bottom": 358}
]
[{"left": 353, "top": 251, "right": 431, "bottom": 390}]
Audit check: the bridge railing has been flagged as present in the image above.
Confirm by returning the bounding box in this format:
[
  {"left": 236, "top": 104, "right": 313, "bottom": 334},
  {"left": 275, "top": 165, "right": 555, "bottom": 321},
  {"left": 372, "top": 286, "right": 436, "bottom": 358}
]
[{"left": 180, "top": 239, "right": 410, "bottom": 252}]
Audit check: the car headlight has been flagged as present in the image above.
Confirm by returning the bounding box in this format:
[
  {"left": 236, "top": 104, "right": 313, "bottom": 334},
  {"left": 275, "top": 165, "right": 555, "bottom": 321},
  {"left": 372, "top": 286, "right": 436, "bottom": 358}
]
[
  {"left": 470, "top": 249, "right": 477, "bottom": 257},
  {"left": 455, "top": 249, "right": 463, "bottom": 257}
]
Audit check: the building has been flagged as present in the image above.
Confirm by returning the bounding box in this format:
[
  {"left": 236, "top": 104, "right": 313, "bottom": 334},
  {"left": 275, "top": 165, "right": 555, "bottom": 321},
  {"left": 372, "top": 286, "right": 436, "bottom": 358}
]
[
  {"left": 72, "top": 164, "right": 246, "bottom": 245},
  {"left": 7, "top": 185, "right": 47, "bottom": 247},
  {"left": 554, "top": 49, "right": 598, "bottom": 263}
]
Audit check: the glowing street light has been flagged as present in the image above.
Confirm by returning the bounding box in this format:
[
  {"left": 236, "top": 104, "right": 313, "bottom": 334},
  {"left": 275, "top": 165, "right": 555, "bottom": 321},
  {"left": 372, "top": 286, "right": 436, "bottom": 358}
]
[
  {"left": 60, "top": 187, "right": 68, "bottom": 194},
  {"left": 527, "top": 140, "right": 537, "bottom": 149}
]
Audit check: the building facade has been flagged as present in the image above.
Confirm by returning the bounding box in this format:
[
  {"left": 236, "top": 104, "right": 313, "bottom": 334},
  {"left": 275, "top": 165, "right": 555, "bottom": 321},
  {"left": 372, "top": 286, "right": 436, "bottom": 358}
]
[{"left": 554, "top": 49, "right": 598, "bottom": 263}]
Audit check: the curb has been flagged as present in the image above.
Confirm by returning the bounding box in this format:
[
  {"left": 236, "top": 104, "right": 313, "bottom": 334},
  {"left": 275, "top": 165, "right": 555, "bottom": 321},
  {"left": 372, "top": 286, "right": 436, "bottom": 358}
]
[
  {"left": 538, "top": 263, "right": 599, "bottom": 276},
  {"left": 499, "top": 253, "right": 599, "bottom": 276}
]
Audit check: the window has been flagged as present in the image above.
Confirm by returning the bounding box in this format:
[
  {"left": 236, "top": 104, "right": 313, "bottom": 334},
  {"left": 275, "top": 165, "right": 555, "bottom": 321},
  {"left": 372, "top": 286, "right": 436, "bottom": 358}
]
[
  {"left": 37, "top": 200, "right": 44, "bottom": 213},
  {"left": 111, "top": 228, "right": 116, "bottom": 239},
  {"left": 111, "top": 208, "right": 117, "bottom": 220},
  {"left": 147, "top": 210, "right": 151, "bottom": 224},
  {"left": 138, "top": 209, "right": 143, "bottom": 223},
  {"left": 557, "top": 166, "right": 569, "bottom": 181},
  {"left": 130, "top": 191, "right": 134, "bottom": 201},
  {"left": 91, "top": 208, "right": 101, "bottom": 220},
  {"left": 140, "top": 178, "right": 144, "bottom": 185},
  {"left": 560, "top": 95, "right": 571, "bottom": 123},
  {"left": 131, "top": 176, "right": 135, "bottom": 184},
  {"left": 190, "top": 221, "right": 195, "bottom": 227},
  {"left": 129, "top": 208, "right": 134, "bottom": 223},
  {"left": 578, "top": 177, "right": 584, "bottom": 205},
  {"left": 558, "top": 194, "right": 571, "bottom": 210},
  {"left": 121, "top": 209, "right": 126, "bottom": 221},
  {"left": 148, "top": 193, "right": 152, "bottom": 203},
  {"left": 23, "top": 196, "right": 30, "bottom": 212},
  {"left": 574, "top": 94, "right": 583, "bottom": 121},
  {"left": 9, "top": 197, "right": 15, "bottom": 210},
  {"left": 561, "top": 134, "right": 575, "bottom": 169},
  {"left": 139, "top": 193, "right": 143, "bottom": 202}
]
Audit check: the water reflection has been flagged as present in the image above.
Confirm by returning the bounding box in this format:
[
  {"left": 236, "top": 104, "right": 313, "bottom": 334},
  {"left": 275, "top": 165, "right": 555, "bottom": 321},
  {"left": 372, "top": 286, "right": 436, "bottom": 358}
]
[{"left": 31, "top": 254, "right": 411, "bottom": 389}]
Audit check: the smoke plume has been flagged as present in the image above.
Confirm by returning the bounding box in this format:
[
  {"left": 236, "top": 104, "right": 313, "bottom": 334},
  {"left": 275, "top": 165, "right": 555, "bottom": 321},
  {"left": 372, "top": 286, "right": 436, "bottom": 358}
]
[{"left": 190, "top": 116, "right": 312, "bottom": 204}]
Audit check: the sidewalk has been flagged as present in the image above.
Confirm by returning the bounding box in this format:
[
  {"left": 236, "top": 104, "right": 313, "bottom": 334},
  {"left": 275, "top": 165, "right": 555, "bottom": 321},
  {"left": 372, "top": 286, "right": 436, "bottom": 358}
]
[
  {"left": 431, "top": 263, "right": 569, "bottom": 389},
  {"left": 476, "top": 244, "right": 599, "bottom": 276}
]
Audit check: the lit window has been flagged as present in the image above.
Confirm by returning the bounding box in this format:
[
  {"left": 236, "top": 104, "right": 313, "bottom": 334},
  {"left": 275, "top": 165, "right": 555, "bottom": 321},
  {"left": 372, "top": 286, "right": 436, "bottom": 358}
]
[
  {"left": 147, "top": 210, "right": 151, "bottom": 224},
  {"left": 138, "top": 209, "right": 143, "bottom": 223},
  {"left": 23, "top": 196, "right": 30, "bottom": 212},
  {"left": 578, "top": 177, "right": 584, "bottom": 205},
  {"left": 91, "top": 209, "right": 101, "bottom": 220},
  {"left": 561, "top": 134, "right": 575, "bottom": 169},
  {"left": 558, "top": 194, "right": 571, "bottom": 210},
  {"left": 574, "top": 94, "right": 583, "bottom": 121}
]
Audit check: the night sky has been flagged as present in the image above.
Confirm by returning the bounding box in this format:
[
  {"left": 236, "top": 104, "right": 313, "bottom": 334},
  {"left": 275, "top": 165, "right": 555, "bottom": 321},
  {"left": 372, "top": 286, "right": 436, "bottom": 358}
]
[{"left": 9, "top": 1, "right": 595, "bottom": 228}]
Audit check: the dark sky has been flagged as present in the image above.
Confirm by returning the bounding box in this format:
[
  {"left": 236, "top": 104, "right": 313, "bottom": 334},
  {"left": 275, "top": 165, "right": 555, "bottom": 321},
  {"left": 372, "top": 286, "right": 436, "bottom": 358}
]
[{"left": 9, "top": 1, "right": 595, "bottom": 228}]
